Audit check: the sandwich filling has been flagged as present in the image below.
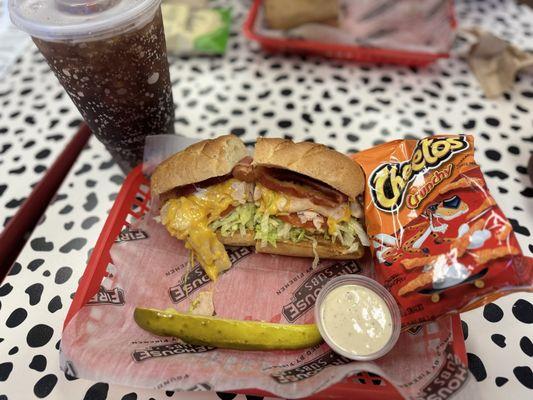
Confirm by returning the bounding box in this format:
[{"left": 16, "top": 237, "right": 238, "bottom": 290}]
[
  {"left": 253, "top": 168, "right": 369, "bottom": 265},
  {"left": 159, "top": 164, "right": 368, "bottom": 280},
  {"left": 161, "top": 177, "right": 255, "bottom": 281}
]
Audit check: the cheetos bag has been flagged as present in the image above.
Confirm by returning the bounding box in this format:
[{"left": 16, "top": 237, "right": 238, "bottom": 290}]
[{"left": 353, "top": 135, "right": 532, "bottom": 327}]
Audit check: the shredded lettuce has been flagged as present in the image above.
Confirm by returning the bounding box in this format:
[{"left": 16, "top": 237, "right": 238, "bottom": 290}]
[
  {"left": 210, "top": 203, "right": 369, "bottom": 254},
  {"left": 310, "top": 237, "right": 319, "bottom": 269},
  {"left": 332, "top": 218, "right": 370, "bottom": 248},
  {"left": 253, "top": 212, "right": 310, "bottom": 247},
  {"left": 209, "top": 203, "right": 256, "bottom": 237}
]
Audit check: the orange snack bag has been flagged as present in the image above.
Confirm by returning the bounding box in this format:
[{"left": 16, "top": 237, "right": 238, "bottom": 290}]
[{"left": 353, "top": 135, "right": 532, "bottom": 327}]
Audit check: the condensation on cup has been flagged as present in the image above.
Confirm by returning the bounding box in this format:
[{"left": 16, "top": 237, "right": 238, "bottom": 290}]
[{"left": 9, "top": 0, "right": 175, "bottom": 172}]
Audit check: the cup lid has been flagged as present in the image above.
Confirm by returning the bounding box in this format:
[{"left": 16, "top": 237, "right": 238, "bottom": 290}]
[{"left": 9, "top": 0, "right": 161, "bottom": 42}]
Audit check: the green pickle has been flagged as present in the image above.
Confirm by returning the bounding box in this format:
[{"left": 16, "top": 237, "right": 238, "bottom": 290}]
[{"left": 134, "top": 308, "right": 323, "bottom": 350}]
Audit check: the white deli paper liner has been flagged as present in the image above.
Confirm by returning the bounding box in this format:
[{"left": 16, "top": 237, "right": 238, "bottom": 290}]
[
  {"left": 61, "top": 214, "right": 474, "bottom": 399},
  {"left": 61, "top": 134, "right": 475, "bottom": 398}
]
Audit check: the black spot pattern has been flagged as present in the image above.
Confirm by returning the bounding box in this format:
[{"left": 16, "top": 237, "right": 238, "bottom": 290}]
[
  {"left": 6, "top": 308, "right": 27, "bottom": 328},
  {"left": 99, "top": 159, "right": 115, "bottom": 170},
  {"left": 30, "top": 237, "right": 53, "bottom": 252},
  {"left": 27, "top": 259, "right": 44, "bottom": 272},
  {"left": 59, "top": 238, "right": 87, "bottom": 253},
  {"left": 54, "top": 267, "right": 73, "bottom": 284},
  {"left": 0, "top": 2, "right": 531, "bottom": 399},
  {"left": 485, "top": 149, "right": 502, "bottom": 161},
  {"left": 512, "top": 299, "right": 533, "bottom": 323},
  {"left": 509, "top": 218, "right": 530, "bottom": 237},
  {"left": 29, "top": 355, "right": 47, "bottom": 372},
  {"left": 521, "top": 187, "right": 533, "bottom": 198},
  {"left": 83, "top": 193, "right": 97, "bottom": 212},
  {"left": 513, "top": 366, "right": 533, "bottom": 389},
  {"left": 33, "top": 374, "right": 58, "bottom": 398},
  {"left": 468, "top": 352, "right": 487, "bottom": 382},
  {"left": 26, "top": 324, "right": 53, "bottom": 347},
  {"left": 121, "top": 394, "right": 137, "bottom": 400},
  {"left": 483, "top": 303, "right": 504, "bottom": 322},
  {"left": 74, "top": 163, "right": 91, "bottom": 176},
  {"left": 0, "top": 362, "right": 13, "bottom": 381},
  {"left": 59, "top": 205, "right": 73, "bottom": 214},
  {"left": 245, "top": 395, "right": 263, "bottom": 400},
  {"left": 81, "top": 216, "right": 99, "bottom": 230},
  {"left": 461, "top": 320, "right": 468, "bottom": 340},
  {"left": 0, "top": 283, "right": 13, "bottom": 297},
  {"left": 8, "top": 262, "right": 21, "bottom": 276},
  {"left": 217, "top": 393, "right": 237, "bottom": 400},
  {"left": 47, "top": 296, "right": 62, "bottom": 313},
  {"left": 495, "top": 377, "right": 509, "bottom": 387},
  {"left": 83, "top": 383, "right": 109, "bottom": 400},
  {"left": 491, "top": 334, "right": 506, "bottom": 348},
  {"left": 25, "top": 283, "right": 44, "bottom": 306},
  {"left": 519, "top": 336, "right": 532, "bottom": 357}
]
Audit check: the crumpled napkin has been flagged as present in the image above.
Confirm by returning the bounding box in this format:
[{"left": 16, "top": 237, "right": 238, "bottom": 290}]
[{"left": 457, "top": 27, "right": 533, "bottom": 98}]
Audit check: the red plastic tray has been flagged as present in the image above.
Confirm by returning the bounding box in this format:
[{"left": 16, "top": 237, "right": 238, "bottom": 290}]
[
  {"left": 243, "top": 0, "right": 456, "bottom": 66},
  {"left": 65, "top": 165, "right": 467, "bottom": 399}
]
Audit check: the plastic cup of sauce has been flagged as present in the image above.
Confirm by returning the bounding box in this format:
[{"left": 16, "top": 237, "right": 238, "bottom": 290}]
[{"left": 315, "top": 275, "right": 401, "bottom": 361}]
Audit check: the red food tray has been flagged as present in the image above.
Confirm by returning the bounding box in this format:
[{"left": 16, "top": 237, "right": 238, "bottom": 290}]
[
  {"left": 65, "top": 164, "right": 467, "bottom": 399},
  {"left": 243, "top": 0, "right": 456, "bottom": 66}
]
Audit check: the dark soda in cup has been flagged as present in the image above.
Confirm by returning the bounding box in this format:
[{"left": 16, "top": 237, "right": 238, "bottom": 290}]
[{"left": 10, "top": 0, "right": 175, "bottom": 172}]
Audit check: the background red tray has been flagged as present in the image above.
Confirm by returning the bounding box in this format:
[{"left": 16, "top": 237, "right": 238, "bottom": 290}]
[
  {"left": 243, "top": 0, "right": 456, "bottom": 67},
  {"left": 65, "top": 165, "right": 467, "bottom": 399}
]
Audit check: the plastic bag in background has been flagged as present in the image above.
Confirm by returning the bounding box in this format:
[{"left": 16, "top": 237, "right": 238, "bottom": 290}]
[
  {"left": 162, "top": 0, "right": 231, "bottom": 56},
  {"left": 257, "top": 0, "right": 455, "bottom": 55},
  {"left": 142, "top": 134, "right": 200, "bottom": 176}
]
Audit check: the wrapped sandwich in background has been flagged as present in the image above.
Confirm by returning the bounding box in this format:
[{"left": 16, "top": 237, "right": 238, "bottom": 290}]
[{"left": 256, "top": 0, "right": 455, "bottom": 55}]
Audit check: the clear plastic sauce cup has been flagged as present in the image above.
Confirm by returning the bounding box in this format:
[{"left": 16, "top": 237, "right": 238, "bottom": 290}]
[{"left": 315, "top": 275, "right": 401, "bottom": 361}]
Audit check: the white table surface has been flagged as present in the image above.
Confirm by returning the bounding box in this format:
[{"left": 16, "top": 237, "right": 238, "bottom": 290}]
[{"left": 0, "top": 0, "right": 532, "bottom": 399}]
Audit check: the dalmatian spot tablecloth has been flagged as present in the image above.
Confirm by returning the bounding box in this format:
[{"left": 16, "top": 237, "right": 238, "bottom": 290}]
[{"left": 0, "top": 0, "right": 532, "bottom": 399}]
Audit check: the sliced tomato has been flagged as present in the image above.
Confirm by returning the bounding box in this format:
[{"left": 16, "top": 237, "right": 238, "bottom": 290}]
[{"left": 278, "top": 213, "right": 324, "bottom": 230}]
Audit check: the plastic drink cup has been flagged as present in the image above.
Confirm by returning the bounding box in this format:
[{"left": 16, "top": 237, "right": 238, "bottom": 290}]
[{"left": 9, "top": 0, "right": 175, "bottom": 172}]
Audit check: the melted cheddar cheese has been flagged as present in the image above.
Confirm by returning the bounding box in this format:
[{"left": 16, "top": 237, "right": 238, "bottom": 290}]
[
  {"left": 326, "top": 207, "right": 351, "bottom": 236},
  {"left": 162, "top": 179, "right": 240, "bottom": 281}
]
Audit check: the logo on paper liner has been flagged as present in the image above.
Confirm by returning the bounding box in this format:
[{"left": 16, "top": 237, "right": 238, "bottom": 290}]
[
  {"left": 282, "top": 260, "right": 361, "bottom": 322},
  {"left": 115, "top": 228, "right": 149, "bottom": 243},
  {"left": 132, "top": 342, "right": 214, "bottom": 362},
  {"left": 418, "top": 344, "right": 469, "bottom": 400},
  {"left": 369, "top": 137, "right": 469, "bottom": 213},
  {"left": 169, "top": 247, "right": 252, "bottom": 303},
  {"left": 87, "top": 286, "right": 125, "bottom": 306},
  {"left": 271, "top": 351, "right": 351, "bottom": 384}
]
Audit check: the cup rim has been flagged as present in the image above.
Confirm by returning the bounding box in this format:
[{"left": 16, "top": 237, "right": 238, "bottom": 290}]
[
  {"left": 314, "top": 274, "right": 401, "bottom": 361},
  {"left": 9, "top": 0, "right": 161, "bottom": 42}
]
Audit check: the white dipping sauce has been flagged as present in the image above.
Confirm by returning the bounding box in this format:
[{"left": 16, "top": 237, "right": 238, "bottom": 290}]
[{"left": 319, "top": 285, "right": 393, "bottom": 356}]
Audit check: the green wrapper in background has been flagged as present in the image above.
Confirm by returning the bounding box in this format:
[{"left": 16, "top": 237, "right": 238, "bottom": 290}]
[{"left": 162, "top": 2, "right": 231, "bottom": 55}]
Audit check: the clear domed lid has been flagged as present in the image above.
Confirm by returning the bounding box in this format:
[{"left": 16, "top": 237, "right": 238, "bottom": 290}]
[{"left": 9, "top": 0, "right": 161, "bottom": 42}]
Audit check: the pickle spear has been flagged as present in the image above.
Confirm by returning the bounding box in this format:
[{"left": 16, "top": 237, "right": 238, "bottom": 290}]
[{"left": 134, "top": 307, "right": 323, "bottom": 350}]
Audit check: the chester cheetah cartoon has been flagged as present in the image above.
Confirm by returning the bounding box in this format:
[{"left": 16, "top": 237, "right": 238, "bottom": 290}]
[{"left": 373, "top": 195, "right": 469, "bottom": 266}]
